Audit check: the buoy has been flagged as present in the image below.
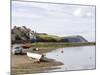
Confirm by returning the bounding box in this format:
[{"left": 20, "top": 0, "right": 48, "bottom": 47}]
[
  {"left": 61, "top": 50, "right": 63, "bottom": 53},
  {"left": 36, "top": 48, "right": 39, "bottom": 51}
]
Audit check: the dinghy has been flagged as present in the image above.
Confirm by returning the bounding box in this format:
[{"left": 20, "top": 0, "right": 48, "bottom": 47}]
[{"left": 27, "top": 52, "right": 45, "bottom": 62}]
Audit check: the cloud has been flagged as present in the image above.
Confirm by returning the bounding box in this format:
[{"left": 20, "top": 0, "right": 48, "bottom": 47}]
[
  {"left": 12, "top": 1, "right": 49, "bottom": 19},
  {"left": 73, "top": 6, "right": 95, "bottom": 18},
  {"left": 12, "top": 1, "right": 72, "bottom": 19},
  {"left": 12, "top": 1, "right": 95, "bottom": 42},
  {"left": 73, "top": 8, "right": 82, "bottom": 16},
  {"left": 12, "top": 1, "right": 95, "bottom": 21}
]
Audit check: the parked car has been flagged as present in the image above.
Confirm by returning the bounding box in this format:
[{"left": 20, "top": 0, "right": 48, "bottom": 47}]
[{"left": 12, "top": 45, "right": 23, "bottom": 55}]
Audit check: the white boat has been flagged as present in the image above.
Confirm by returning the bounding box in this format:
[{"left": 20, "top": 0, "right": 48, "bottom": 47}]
[{"left": 27, "top": 52, "right": 43, "bottom": 61}]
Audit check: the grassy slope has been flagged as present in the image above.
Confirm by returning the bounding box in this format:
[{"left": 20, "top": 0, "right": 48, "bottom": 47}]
[
  {"left": 37, "top": 34, "right": 61, "bottom": 41},
  {"left": 32, "top": 34, "right": 95, "bottom": 51}
]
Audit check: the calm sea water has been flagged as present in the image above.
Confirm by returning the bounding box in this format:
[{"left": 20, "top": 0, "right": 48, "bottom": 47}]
[{"left": 46, "top": 46, "right": 95, "bottom": 72}]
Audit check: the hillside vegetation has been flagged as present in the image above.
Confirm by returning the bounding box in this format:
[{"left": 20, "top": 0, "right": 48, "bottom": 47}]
[{"left": 11, "top": 26, "right": 89, "bottom": 44}]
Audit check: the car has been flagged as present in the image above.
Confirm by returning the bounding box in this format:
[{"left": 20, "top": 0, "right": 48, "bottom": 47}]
[{"left": 12, "top": 45, "right": 23, "bottom": 55}]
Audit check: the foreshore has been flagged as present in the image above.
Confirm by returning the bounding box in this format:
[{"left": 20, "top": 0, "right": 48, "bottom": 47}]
[
  {"left": 11, "top": 42, "right": 95, "bottom": 75},
  {"left": 12, "top": 55, "right": 63, "bottom": 75}
]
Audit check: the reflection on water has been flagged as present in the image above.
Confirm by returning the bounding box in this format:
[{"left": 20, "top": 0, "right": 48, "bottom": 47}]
[{"left": 46, "top": 46, "right": 95, "bottom": 71}]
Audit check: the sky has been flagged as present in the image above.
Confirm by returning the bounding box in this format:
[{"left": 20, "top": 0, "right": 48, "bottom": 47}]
[{"left": 12, "top": 1, "right": 95, "bottom": 42}]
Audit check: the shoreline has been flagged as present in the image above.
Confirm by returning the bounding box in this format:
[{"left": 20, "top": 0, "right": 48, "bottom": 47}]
[
  {"left": 11, "top": 42, "right": 95, "bottom": 75},
  {"left": 11, "top": 54, "right": 63, "bottom": 75},
  {"left": 12, "top": 42, "right": 95, "bottom": 54}
]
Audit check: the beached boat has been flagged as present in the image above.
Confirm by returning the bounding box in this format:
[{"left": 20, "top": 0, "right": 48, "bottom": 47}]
[
  {"left": 27, "top": 52, "right": 44, "bottom": 62},
  {"left": 27, "top": 52, "right": 54, "bottom": 63}
]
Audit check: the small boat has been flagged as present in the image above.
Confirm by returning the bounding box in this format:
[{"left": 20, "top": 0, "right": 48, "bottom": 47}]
[
  {"left": 27, "top": 52, "right": 52, "bottom": 62},
  {"left": 27, "top": 52, "right": 44, "bottom": 62},
  {"left": 22, "top": 45, "right": 31, "bottom": 49}
]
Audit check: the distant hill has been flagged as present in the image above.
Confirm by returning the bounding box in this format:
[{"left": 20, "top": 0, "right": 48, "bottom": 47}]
[
  {"left": 11, "top": 26, "right": 88, "bottom": 44},
  {"left": 59, "top": 35, "right": 88, "bottom": 43}
]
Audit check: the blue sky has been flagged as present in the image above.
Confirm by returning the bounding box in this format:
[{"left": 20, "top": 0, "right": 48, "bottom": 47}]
[{"left": 12, "top": 1, "right": 95, "bottom": 42}]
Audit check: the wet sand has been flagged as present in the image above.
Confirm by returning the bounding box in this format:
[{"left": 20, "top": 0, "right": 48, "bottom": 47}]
[{"left": 11, "top": 47, "right": 63, "bottom": 75}]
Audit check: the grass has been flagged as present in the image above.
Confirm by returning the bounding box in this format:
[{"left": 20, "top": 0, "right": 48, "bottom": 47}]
[
  {"left": 37, "top": 34, "right": 61, "bottom": 41},
  {"left": 32, "top": 42, "right": 95, "bottom": 47},
  {"left": 30, "top": 42, "right": 96, "bottom": 53}
]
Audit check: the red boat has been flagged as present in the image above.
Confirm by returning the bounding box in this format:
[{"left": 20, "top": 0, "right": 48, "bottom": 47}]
[{"left": 22, "top": 44, "right": 32, "bottom": 49}]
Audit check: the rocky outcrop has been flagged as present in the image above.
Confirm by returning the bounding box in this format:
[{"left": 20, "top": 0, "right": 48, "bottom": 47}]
[{"left": 11, "top": 26, "right": 36, "bottom": 44}]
